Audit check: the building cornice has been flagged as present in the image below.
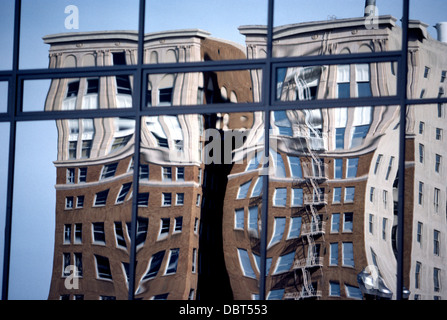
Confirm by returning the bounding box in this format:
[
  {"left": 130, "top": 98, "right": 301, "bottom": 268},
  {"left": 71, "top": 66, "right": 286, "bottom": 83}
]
[
  {"left": 43, "top": 30, "right": 139, "bottom": 44},
  {"left": 43, "top": 29, "right": 212, "bottom": 45},
  {"left": 239, "top": 15, "right": 398, "bottom": 40},
  {"left": 144, "top": 29, "right": 211, "bottom": 42}
]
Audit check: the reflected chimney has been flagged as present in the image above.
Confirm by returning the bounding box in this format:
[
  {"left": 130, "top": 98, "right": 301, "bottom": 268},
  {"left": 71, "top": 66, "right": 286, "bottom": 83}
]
[
  {"left": 364, "top": 0, "right": 377, "bottom": 17},
  {"left": 435, "top": 22, "right": 447, "bottom": 43}
]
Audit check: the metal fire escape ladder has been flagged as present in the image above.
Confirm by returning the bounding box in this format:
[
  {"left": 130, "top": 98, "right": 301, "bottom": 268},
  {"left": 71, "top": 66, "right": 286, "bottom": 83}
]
[
  {"left": 297, "top": 75, "right": 325, "bottom": 299},
  {"left": 294, "top": 75, "right": 311, "bottom": 101},
  {"left": 294, "top": 79, "right": 321, "bottom": 299},
  {"left": 282, "top": 70, "right": 327, "bottom": 300},
  {"left": 301, "top": 267, "right": 313, "bottom": 298}
]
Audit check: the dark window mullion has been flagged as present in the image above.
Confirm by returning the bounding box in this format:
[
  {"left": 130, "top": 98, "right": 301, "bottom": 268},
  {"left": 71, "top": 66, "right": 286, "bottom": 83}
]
[
  {"left": 396, "top": 0, "right": 410, "bottom": 301},
  {"left": 127, "top": 0, "right": 146, "bottom": 301},
  {"left": 1, "top": 0, "right": 22, "bottom": 300},
  {"left": 259, "top": 0, "right": 275, "bottom": 301}
]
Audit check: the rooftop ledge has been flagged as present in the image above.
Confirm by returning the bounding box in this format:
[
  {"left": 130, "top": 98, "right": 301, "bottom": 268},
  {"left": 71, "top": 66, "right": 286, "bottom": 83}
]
[
  {"left": 239, "top": 15, "right": 399, "bottom": 38},
  {"left": 43, "top": 29, "right": 212, "bottom": 44}
]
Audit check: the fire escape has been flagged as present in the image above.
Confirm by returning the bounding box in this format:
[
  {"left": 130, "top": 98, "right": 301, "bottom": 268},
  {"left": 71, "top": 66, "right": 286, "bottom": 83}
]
[{"left": 282, "top": 68, "right": 328, "bottom": 300}]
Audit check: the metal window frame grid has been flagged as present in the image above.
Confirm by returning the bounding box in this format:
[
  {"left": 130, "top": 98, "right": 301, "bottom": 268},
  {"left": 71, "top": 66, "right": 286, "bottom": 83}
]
[{"left": 1, "top": 0, "right": 446, "bottom": 300}]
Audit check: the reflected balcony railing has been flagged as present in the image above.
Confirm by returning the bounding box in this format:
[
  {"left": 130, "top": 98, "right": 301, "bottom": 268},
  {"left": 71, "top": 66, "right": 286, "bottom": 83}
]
[
  {"left": 292, "top": 256, "right": 324, "bottom": 269},
  {"left": 301, "top": 221, "right": 326, "bottom": 236},
  {"left": 306, "top": 136, "right": 327, "bottom": 152},
  {"left": 284, "top": 288, "right": 322, "bottom": 300},
  {"left": 299, "top": 287, "right": 322, "bottom": 299},
  {"left": 302, "top": 162, "right": 328, "bottom": 181},
  {"left": 303, "top": 193, "right": 328, "bottom": 206},
  {"left": 283, "top": 292, "right": 300, "bottom": 300}
]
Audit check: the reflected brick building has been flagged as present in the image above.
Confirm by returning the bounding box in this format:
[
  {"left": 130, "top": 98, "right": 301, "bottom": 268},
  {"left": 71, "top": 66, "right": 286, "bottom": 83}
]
[
  {"left": 45, "top": 29, "right": 251, "bottom": 300},
  {"left": 222, "top": 15, "right": 447, "bottom": 300}
]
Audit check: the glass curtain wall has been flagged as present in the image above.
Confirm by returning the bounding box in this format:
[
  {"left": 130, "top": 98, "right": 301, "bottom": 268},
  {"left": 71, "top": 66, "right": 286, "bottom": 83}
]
[{"left": 1, "top": 0, "right": 447, "bottom": 301}]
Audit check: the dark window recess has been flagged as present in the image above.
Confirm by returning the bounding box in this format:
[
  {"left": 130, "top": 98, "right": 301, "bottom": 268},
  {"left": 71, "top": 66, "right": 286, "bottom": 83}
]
[
  {"left": 95, "top": 190, "right": 109, "bottom": 206},
  {"left": 116, "top": 75, "right": 132, "bottom": 95},
  {"left": 86, "top": 79, "right": 99, "bottom": 94},
  {"left": 66, "top": 81, "right": 80, "bottom": 98},
  {"left": 143, "top": 251, "right": 165, "bottom": 280},
  {"left": 95, "top": 255, "right": 112, "bottom": 280},
  {"left": 136, "top": 217, "right": 149, "bottom": 247},
  {"left": 159, "top": 88, "right": 173, "bottom": 105},
  {"left": 112, "top": 52, "right": 127, "bottom": 66}
]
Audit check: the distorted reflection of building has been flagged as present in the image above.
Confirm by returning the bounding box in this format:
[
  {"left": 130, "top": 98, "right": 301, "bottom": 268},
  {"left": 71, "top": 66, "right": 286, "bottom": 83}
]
[
  {"left": 45, "top": 30, "right": 252, "bottom": 300},
  {"left": 221, "top": 13, "right": 447, "bottom": 300},
  {"left": 44, "top": 7, "right": 447, "bottom": 301}
]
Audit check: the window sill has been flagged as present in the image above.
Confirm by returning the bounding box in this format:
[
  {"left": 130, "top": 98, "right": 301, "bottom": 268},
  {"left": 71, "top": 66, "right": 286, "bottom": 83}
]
[{"left": 96, "top": 277, "right": 113, "bottom": 282}]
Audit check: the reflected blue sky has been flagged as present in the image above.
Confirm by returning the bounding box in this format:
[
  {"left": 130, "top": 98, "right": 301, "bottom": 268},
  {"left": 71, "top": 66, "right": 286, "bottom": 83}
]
[
  {"left": 19, "top": 0, "right": 139, "bottom": 69},
  {"left": 145, "top": 0, "right": 267, "bottom": 45},
  {"left": 0, "top": 0, "right": 444, "bottom": 69},
  {"left": 0, "top": 0, "right": 14, "bottom": 70},
  {"left": 0, "top": 123, "right": 10, "bottom": 296},
  {"left": 9, "top": 121, "right": 57, "bottom": 299},
  {"left": 0, "top": 82, "right": 8, "bottom": 113},
  {"left": 22, "top": 80, "right": 52, "bottom": 112}
]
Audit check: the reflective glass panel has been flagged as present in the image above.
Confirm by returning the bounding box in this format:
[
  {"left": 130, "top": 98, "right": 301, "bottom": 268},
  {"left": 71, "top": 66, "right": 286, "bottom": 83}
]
[
  {"left": 9, "top": 121, "right": 58, "bottom": 299},
  {"left": 9, "top": 118, "right": 135, "bottom": 300},
  {"left": 137, "top": 111, "right": 265, "bottom": 300},
  {"left": 23, "top": 75, "right": 134, "bottom": 112},
  {"left": 275, "top": 62, "right": 398, "bottom": 102},
  {"left": 0, "top": 123, "right": 10, "bottom": 295},
  {"left": 0, "top": 0, "right": 14, "bottom": 70},
  {"left": 22, "top": 80, "right": 51, "bottom": 112},
  {"left": 408, "top": 0, "right": 447, "bottom": 99},
  {"left": 145, "top": 0, "right": 267, "bottom": 62},
  {"left": 146, "top": 69, "right": 261, "bottom": 107},
  {"left": 405, "top": 104, "right": 447, "bottom": 300},
  {"left": 19, "top": 0, "right": 139, "bottom": 69},
  {"left": 0, "top": 81, "right": 8, "bottom": 113},
  {"left": 272, "top": 0, "right": 403, "bottom": 57},
  {"left": 268, "top": 106, "right": 400, "bottom": 300}
]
